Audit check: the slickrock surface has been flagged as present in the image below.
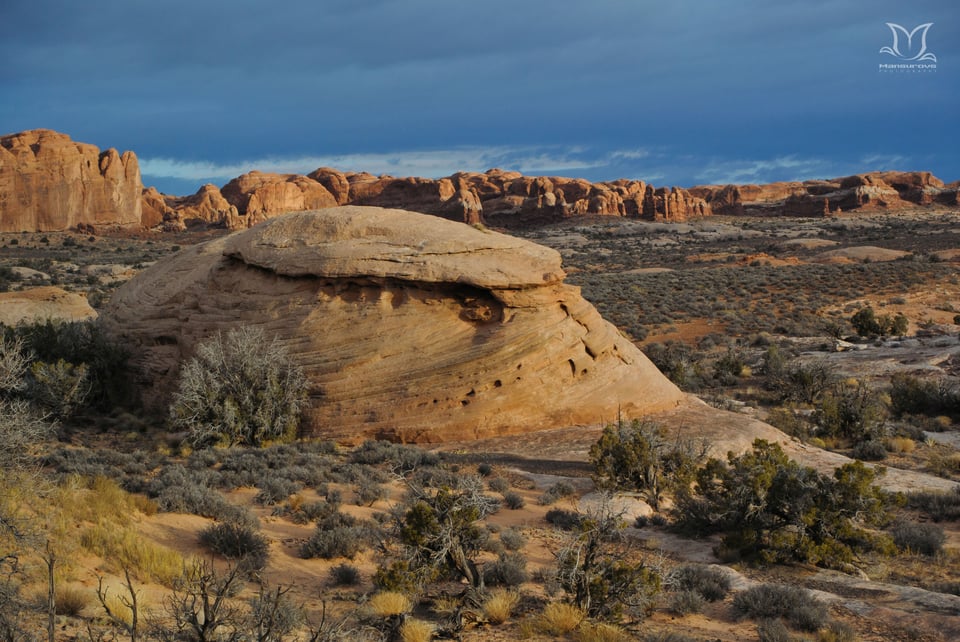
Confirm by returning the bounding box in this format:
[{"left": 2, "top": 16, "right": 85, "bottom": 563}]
[
  {"left": 0, "top": 286, "right": 98, "bottom": 326},
  {"left": 0, "top": 130, "right": 142, "bottom": 232},
  {"left": 103, "top": 206, "right": 683, "bottom": 442}
]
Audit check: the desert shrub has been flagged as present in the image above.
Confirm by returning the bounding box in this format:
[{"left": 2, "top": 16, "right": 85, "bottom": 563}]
[
  {"left": 546, "top": 508, "right": 583, "bottom": 530},
  {"left": 255, "top": 477, "right": 302, "bottom": 506},
  {"left": 500, "top": 527, "right": 527, "bottom": 551},
  {"left": 851, "top": 307, "right": 908, "bottom": 338},
  {"left": 554, "top": 497, "right": 661, "bottom": 621},
  {"left": 355, "top": 478, "right": 389, "bottom": 506},
  {"left": 674, "top": 440, "right": 897, "bottom": 567},
  {"left": 487, "top": 477, "right": 510, "bottom": 493},
  {"left": 484, "top": 551, "right": 530, "bottom": 587},
  {"left": 890, "top": 374, "right": 960, "bottom": 417},
  {"left": 890, "top": 521, "right": 946, "bottom": 556},
  {"left": 668, "top": 589, "right": 705, "bottom": 616},
  {"left": 502, "top": 491, "right": 525, "bottom": 510},
  {"left": 643, "top": 341, "right": 706, "bottom": 390},
  {"left": 763, "top": 349, "right": 836, "bottom": 404},
  {"left": 350, "top": 440, "right": 439, "bottom": 472},
  {"left": 814, "top": 381, "right": 888, "bottom": 443},
  {"left": 383, "top": 476, "right": 500, "bottom": 589},
  {"left": 169, "top": 326, "right": 307, "bottom": 448},
  {"left": 26, "top": 358, "right": 89, "bottom": 417},
  {"left": 756, "top": 618, "right": 797, "bottom": 642},
  {"left": 300, "top": 511, "right": 377, "bottom": 560},
  {"left": 538, "top": 480, "right": 576, "bottom": 505},
  {"left": 818, "top": 620, "right": 857, "bottom": 642},
  {"left": 906, "top": 487, "right": 960, "bottom": 521},
  {"left": 55, "top": 584, "right": 91, "bottom": 616},
  {"left": 7, "top": 319, "right": 133, "bottom": 410},
  {"left": 851, "top": 439, "right": 887, "bottom": 461},
  {"left": 733, "top": 584, "right": 828, "bottom": 632},
  {"left": 146, "top": 464, "right": 257, "bottom": 524},
  {"left": 328, "top": 563, "right": 361, "bottom": 586},
  {"left": 668, "top": 564, "right": 730, "bottom": 602},
  {"left": 590, "top": 419, "right": 705, "bottom": 511},
  {"left": 199, "top": 521, "right": 270, "bottom": 571},
  {"left": 477, "top": 462, "right": 493, "bottom": 477}
]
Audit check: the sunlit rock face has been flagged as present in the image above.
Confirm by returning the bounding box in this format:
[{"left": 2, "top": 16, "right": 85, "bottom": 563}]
[{"left": 103, "top": 206, "right": 683, "bottom": 443}]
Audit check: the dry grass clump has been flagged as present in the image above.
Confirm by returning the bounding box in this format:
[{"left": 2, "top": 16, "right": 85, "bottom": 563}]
[
  {"left": 100, "top": 593, "right": 137, "bottom": 628},
  {"left": 482, "top": 588, "right": 520, "bottom": 624},
  {"left": 80, "top": 524, "right": 185, "bottom": 586},
  {"left": 54, "top": 584, "right": 91, "bottom": 616},
  {"left": 886, "top": 436, "right": 916, "bottom": 454},
  {"left": 368, "top": 591, "right": 413, "bottom": 617},
  {"left": 399, "top": 618, "right": 433, "bottom": 642},
  {"left": 575, "top": 621, "right": 631, "bottom": 642},
  {"left": 536, "top": 602, "right": 584, "bottom": 635}
]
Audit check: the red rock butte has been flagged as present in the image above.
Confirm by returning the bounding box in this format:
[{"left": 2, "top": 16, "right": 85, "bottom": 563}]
[{"left": 102, "top": 206, "right": 684, "bottom": 443}]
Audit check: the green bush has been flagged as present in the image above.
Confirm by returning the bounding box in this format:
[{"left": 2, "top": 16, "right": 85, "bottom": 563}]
[
  {"left": 590, "top": 419, "right": 705, "bottom": 511},
  {"left": 674, "top": 440, "right": 896, "bottom": 567},
  {"left": 889, "top": 374, "right": 959, "bottom": 417},
  {"left": 169, "top": 326, "right": 307, "bottom": 448}
]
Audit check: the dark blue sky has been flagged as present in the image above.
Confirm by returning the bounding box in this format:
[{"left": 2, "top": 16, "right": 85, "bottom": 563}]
[{"left": 2, "top": 1, "right": 957, "bottom": 195}]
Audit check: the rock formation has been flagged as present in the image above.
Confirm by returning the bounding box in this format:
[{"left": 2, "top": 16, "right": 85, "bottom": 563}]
[
  {"left": 691, "top": 171, "right": 960, "bottom": 217},
  {"left": 142, "top": 184, "right": 240, "bottom": 231},
  {"left": 0, "top": 286, "right": 97, "bottom": 326},
  {"left": 0, "top": 130, "right": 142, "bottom": 232},
  {"left": 102, "top": 206, "right": 683, "bottom": 443},
  {"left": 192, "top": 167, "right": 710, "bottom": 230}
]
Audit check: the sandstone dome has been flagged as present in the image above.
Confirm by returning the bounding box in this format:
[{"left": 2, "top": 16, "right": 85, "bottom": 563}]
[{"left": 102, "top": 206, "right": 682, "bottom": 443}]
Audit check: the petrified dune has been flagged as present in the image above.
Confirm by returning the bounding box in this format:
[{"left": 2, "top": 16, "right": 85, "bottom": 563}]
[{"left": 102, "top": 206, "right": 683, "bottom": 443}]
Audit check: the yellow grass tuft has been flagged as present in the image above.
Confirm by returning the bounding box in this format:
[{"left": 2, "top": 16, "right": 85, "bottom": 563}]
[
  {"left": 100, "top": 593, "right": 139, "bottom": 628},
  {"left": 575, "top": 621, "right": 631, "bottom": 642},
  {"left": 537, "top": 602, "right": 584, "bottom": 636},
  {"left": 430, "top": 596, "right": 460, "bottom": 617},
  {"left": 80, "top": 524, "right": 185, "bottom": 586},
  {"left": 368, "top": 591, "right": 412, "bottom": 617},
  {"left": 482, "top": 588, "right": 520, "bottom": 625},
  {"left": 887, "top": 437, "right": 916, "bottom": 454},
  {"left": 399, "top": 618, "right": 433, "bottom": 642}
]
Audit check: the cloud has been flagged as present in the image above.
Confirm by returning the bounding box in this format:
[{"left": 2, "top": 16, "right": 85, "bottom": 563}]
[
  {"left": 694, "top": 156, "right": 834, "bottom": 185},
  {"left": 139, "top": 146, "right": 654, "bottom": 185}
]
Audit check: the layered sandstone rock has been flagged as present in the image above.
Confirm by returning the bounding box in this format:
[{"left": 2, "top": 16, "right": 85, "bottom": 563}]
[
  {"left": 102, "top": 206, "right": 683, "bottom": 443},
  {"left": 0, "top": 130, "right": 142, "bottom": 232}
]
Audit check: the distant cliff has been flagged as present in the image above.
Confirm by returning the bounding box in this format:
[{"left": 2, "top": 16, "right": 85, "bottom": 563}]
[
  {"left": 2, "top": 129, "right": 958, "bottom": 233},
  {"left": 0, "top": 130, "right": 141, "bottom": 232},
  {"left": 689, "top": 172, "right": 960, "bottom": 216},
  {"left": 150, "top": 168, "right": 712, "bottom": 231}
]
